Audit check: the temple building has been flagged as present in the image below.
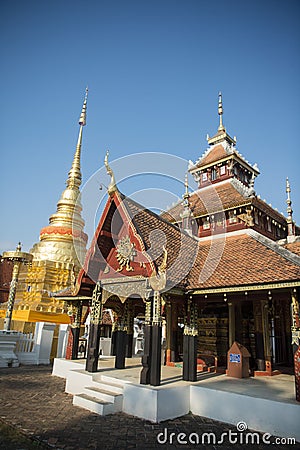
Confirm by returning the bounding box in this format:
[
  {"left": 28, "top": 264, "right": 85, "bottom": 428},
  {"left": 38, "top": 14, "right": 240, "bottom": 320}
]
[
  {"left": 0, "top": 90, "right": 89, "bottom": 331},
  {"left": 59, "top": 93, "right": 300, "bottom": 386}
]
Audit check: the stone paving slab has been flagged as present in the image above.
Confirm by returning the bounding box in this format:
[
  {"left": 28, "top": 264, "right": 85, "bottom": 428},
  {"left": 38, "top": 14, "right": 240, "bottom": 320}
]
[{"left": 0, "top": 365, "right": 296, "bottom": 449}]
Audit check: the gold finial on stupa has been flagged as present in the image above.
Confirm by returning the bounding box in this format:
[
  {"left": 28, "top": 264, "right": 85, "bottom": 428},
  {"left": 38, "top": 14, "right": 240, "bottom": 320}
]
[
  {"left": 218, "top": 91, "right": 225, "bottom": 131},
  {"left": 67, "top": 87, "right": 88, "bottom": 188},
  {"left": 104, "top": 150, "right": 118, "bottom": 196}
]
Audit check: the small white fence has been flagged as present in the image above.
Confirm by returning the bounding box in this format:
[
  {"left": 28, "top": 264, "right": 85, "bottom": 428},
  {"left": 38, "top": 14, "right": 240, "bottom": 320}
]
[
  {"left": 15, "top": 332, "right": 35, "bottom": 353},
  {"left": 15, "top": 323, "right": 68, "bottom": 365}
]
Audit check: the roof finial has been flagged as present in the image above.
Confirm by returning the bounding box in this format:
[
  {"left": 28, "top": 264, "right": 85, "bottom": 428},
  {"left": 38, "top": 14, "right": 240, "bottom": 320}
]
[
  {"left": 104, "top": 150, "right": 118, "bottom": 196},
  {"left": 286, "top": 177, "right": 295, "bottom": 237},
  {"left": 218, "top": 91, "right": 225, "bottom": 132},
  {"left": 184, "top": 173, "right": 189, "bottom": 199},
  {"left": 67, "top": 89, "right": 88, "bottom": 188}
]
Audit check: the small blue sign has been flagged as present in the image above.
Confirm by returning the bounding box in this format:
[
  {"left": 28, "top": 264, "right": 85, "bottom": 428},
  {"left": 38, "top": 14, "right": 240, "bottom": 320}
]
[{"left": 230, "top": 353, "right": 241, "bottom": 363}]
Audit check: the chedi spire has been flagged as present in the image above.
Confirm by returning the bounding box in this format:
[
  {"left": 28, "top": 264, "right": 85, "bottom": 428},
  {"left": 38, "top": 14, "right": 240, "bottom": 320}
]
[{"left": 30, "top": 90, "right": 88, "bottom": 272}]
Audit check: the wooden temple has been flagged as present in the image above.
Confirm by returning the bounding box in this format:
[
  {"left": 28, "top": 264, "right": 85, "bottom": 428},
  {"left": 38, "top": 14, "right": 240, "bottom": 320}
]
[{"left": 58, "top": 93, "right": 300, "bottom": 386}]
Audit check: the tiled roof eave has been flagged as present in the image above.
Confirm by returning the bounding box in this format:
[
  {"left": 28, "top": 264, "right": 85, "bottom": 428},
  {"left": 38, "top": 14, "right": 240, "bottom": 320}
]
[
  {"left": 191, "top": 199, "right": 252, "bottom": 219},
  {"left": 190, "top": 279, "right": 300, "bottom": 295}
]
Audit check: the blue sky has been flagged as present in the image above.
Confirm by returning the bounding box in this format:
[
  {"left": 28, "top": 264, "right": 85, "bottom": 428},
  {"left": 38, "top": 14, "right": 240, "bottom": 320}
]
[{"left": 1, "top": 0, "right": 299, "bottom": 253}]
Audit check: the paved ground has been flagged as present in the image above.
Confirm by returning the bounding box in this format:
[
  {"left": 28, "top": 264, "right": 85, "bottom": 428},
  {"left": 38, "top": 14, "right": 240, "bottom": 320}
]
[{"left": 0, "top": 365, "right": 296, "bottom": 449}]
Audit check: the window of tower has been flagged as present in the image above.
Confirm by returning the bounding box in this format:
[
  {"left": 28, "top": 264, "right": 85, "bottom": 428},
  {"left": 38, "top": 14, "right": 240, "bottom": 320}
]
[
  {"left": 211, "top": 168, "right": 217, "bottom": 181},
  {"left": 203, "top": 216, "right": 210, "bottom": 230}
]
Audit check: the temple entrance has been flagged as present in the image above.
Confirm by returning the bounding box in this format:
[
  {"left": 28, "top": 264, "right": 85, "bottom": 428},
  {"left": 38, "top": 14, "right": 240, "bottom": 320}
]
[{"left": 104, "top": 294, "right": 145, "bottom": 364}]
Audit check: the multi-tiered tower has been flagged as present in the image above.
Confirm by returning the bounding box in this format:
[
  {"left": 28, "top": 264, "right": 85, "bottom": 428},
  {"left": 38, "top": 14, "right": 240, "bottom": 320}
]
[{"left": 12, "top": 91, "right": 89, "bottom": 322}]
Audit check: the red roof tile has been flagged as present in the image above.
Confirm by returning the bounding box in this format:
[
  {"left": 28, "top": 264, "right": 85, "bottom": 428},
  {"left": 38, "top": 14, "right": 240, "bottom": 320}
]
[
  {"left": 195, "top": 144, "right": 228, "bottom": 167},
  {"left": 161, "top": 180, "right": 250, "bottom": 222},
  {"left": 284, "top": 241, "right": 300, "bottom": 257},
  {"left": 187, "top": 232, "right": 300, "bottom": 290}
]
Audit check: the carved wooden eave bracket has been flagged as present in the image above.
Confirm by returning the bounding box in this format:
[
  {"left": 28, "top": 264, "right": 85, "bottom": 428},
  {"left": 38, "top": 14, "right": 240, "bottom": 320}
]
[{"left": 149, "top": 246, "right": 168, "bottom": 292}]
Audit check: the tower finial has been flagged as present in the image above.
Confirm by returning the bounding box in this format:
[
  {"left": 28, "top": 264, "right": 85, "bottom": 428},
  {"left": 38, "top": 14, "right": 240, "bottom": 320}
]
[
  {"left": 79, "top": 87, "right": 88, "bottom": 126},
  {"left": 286, "top": 177, "right": 295, "bottom": 237},
  {"left": 104, "top": 150, "right": 118, "bottom": 196},
  {"left": 67, "top": 89, "right": 88, "bottom": 188},
  {"left": 218, "top": 91, "right": 225, "bottom": 131}
]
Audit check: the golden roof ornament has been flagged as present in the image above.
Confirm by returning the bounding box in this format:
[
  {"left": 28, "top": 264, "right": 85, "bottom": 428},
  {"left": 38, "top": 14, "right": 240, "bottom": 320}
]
[
  {"left": 67, "top": 87, "right": 88, "bottom": 189},
  {"left": 104, "top": 150, "right": 118, "bottom": 196}
]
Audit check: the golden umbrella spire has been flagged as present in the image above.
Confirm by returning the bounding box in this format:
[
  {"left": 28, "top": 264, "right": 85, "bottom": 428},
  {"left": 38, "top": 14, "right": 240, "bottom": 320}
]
[
  {"left": 30, "top": 89, "right": 89, "bottom": 269},
  {"left": 67, "top": 87, "right": 88, "bottom": 188}
]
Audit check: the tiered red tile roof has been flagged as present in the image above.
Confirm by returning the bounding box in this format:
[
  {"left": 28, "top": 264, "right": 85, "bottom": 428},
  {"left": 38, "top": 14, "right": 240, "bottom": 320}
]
[
  {"left": 187, "top": 231, "right": 300, "bottom": 290},
  {"left": 161, "top": 180, "right": 287, "bottom": 224},
  {"left": 121, "top": 195, "right": 199, "bottom": 288},
  {"left": 195, "top": 144, "right": 228, "bottom": 167}
]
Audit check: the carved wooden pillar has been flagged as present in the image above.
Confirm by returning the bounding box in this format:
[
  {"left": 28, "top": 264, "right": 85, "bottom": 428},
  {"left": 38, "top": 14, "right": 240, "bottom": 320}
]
[
  {"left": 166, "top": 299, "right": 172, "bottom": 364},
  {"left": 228, "top": 301, "right": 236, "bottom": 348},
  {"left": 262, "top": 298, "right": 272, "bottom": 372},
  {"left": 253, "top": 298, "right": 265, "bottom": 371},
  {"left": 166, "top": 299, "right": 179, "bottom": 364},
  {"left": 125, "top": 302, "right": 134, "bottom": 358},
  {"left": 291, "top": 289, "right": 300, "bottom": 402},
  {"left": 65, "top": 301, "right": 82, "bottom": 360},
  {"left": 86, "top": 282, "right": 102, "bottom": 373},
  {"left": 140, "top": 298, "right": 152, "bottom": 385},
  {"left": 150, "top": 291, "right": 162, "bottom": 386},
  {"left": 71, "top": 301, "right": 82, "bottom": 360},
  {"left": 235, "top": 302, "right": 243, "bottom": 343},
  {"left": 110, "top": 320, "right": 117, "bottom": 356},
  {"left": 183, "top": 297, "right": 198, "bottom": 382},
  {"left": 115, "top": 303, "right": 127, "bottom": 369}
]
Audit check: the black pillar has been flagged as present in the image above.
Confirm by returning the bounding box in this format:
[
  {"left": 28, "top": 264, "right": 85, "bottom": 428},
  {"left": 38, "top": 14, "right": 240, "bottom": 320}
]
[
  {"left": 140, "top": 324, "right": 152, "bottom": 385},
  {"left": 126, "top": 333, "right": 133, "bottom": 358},
  {"left": 86, "top": 323, "right": 101, "bottom": 372},
  {"left": 253, "top": 299, "right": 265, "bottom": 371},
  {"left": 115, "top": 330, "right": 127, "bottom": 369},
  {"left": 183, "top": 334, "right": 197, "bottom": 382},
  {"left": 110, "top": 329, "right": 117, "bottom": 356},
  {"left": 182, "top": 297, "right": 198, "bottom": 382},
  {"left": 70, "top": 301, "right": 82, "bottom": 360},
  {"left": 150, "top": 325, "right": 162, "bottom": 386},
  {"left": 86, "top": 282, "right": 102, "bottom": 373},
  {"left": 71, "top": 327, "right": 80, "bottom": 360}
]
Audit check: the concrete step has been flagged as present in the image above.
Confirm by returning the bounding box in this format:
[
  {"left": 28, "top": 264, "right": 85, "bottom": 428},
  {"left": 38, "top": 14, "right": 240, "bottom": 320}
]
[
  {"left": 100, "top": 374, "right": 131, "bottom": 388},
  {"left": 73, "top": 393, "right": 115, "bottom": 416},
  {"left": 82, "top": 386, "right": 123, "bottom": 411},
  {"left": 90, "top": 381, "right": 124, "bottom": 394}
]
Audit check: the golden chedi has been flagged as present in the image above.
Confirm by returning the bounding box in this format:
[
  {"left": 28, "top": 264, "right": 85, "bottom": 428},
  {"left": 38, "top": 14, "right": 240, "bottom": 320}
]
[{"left": 7, "top": 90, "right": 89, "bottom": 324}]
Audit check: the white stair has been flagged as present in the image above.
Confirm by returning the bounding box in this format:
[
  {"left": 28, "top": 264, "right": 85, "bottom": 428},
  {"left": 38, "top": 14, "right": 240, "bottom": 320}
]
[{"left": 72, "top": 377, "right": 126, "bottom": 416}]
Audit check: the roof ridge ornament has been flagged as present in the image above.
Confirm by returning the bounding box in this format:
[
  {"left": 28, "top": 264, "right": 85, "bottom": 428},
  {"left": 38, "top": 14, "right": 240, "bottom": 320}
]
[
  {"left": 104, "top": 150, "right": 118, "bottom": 196},
  {"left": 286, "top": 177, "right": 295, "bottom": 238}
]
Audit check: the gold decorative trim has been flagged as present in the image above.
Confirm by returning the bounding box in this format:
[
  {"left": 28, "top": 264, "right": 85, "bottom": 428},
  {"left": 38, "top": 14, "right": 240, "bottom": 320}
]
[{"left": 191, "top": 280, "right": 300, "bottom": 295}]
